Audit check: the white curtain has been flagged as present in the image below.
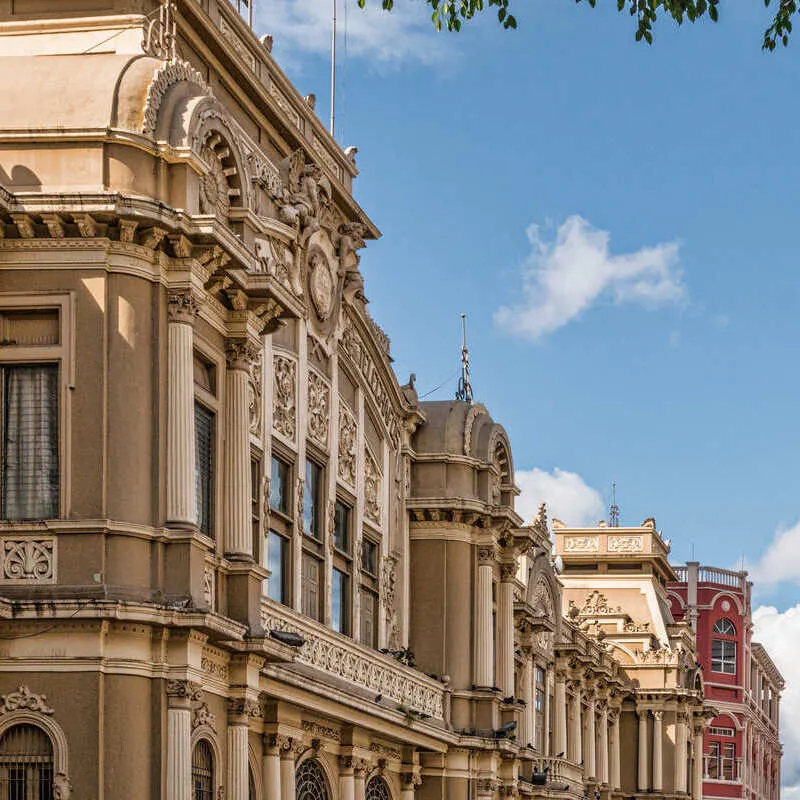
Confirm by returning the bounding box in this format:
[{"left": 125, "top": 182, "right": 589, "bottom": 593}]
[{"left": 2, "top": 364, "right": 59, "bottom": 520}]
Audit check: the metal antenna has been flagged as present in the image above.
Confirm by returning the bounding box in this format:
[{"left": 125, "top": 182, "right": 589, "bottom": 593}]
[
  {"left": 330, "top": 0, "right": 337, "bottom": 135},
  {"left": 609, "top": 482, "right": 620, "bottom": 527},
  {"left": 455, "top": 313, "right": 473, "bottom": 404}
]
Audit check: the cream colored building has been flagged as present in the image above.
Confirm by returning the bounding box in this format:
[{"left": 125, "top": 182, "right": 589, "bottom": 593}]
[{"left": 0, "top": 2, "right": 750, "bottom": 799}]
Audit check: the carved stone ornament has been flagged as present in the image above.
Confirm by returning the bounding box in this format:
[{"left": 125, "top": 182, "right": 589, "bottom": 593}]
[
  {"left": 0, "top": 686, "right": 54, "bottom": 715},
  {"left": 575, "top": 590, "right": 622, "bottom": 617},
  {"left": 167, "top": 290, "right": 201, "bottom": 323},
  {"left": 307, "top": 371, "right": 330, "bottom": 445},
  {"left": 226, "top": 339, "right": 260, "bottom": 372},
  {"left": 477, "top": 545, "right": 496, "bottom": 565},
  {"left": 166, "top": 680, "right": 203, "bottom": 701},
  {"left": 608, "top": 535, "right": 643, "bottom": 553},
  {"left": 381, "top": 553, "right": 400, "bottom": 649},
  {"left": 499, "top": 562, "right": 517, "bottom": 581},
  {"left": 272, "top": 355, "right": 297, "bottom": 440},
  {"left": 364, "top": 448, "right": 381, "bottom": 525},
  {"left": 142, "top": 0, "right": 177, "bottom": 60},
  {"left": 308, "top": 250, "right": 336, "bottom": 321},
  {"left": 249, "top": 359, "right": 263, "bottom": 437},
  {"left": 53, "top": 774, "right": 71, "bottom": 800},
  {"left": 142, "top": 59, "right": 211, "bottom": 137},
  {"left": 193, "top": 703, "right": 217, "bottom": 731},
  {"left": 1, "top": 538, "right": 55, "bottom": 583},
  {"left": 563, "top": 536, "right": 599, "bottom": 553},
  {"left": 530, "top": 576, "right": 554, "bottom": 618},
  {"left": 338, "top": 405, "right": 357, "bottom": 486},
  {"left": 199, "top": 144, "right": 231, "bottom": 217},
  {"left": 202, "top": 564, "right": 215, "bottom": 609}
]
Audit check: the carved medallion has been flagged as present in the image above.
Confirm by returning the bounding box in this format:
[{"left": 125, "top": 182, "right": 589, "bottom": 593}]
[{"left": 308, "top": 251, "right": 335, "bottom": 321}]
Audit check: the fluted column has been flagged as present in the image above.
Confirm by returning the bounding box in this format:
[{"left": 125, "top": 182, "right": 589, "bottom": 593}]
[
  {"left": 354, "top": 760, "right": 367, "bottom": 800},
  {"left": 166, "top": 680, "right": 198, "bottom": 800},
  {"left": 280, "top": 739, "right": 296, "bottom": 800},
  {"left": 610, "top": 710, "right": 621, "bottom": 790},
  {"left": 570, "top": 684, "right": 583, "bottom": 763},
  {"left": 224, "top": 340, "right": 259, "bottom": 558},
  {"left": 340, "top": 758, "right": 355, "bottom": 800},
  {"left": 227, "top": 704, "right": 250, "bottom": 800},
  {"left": 401, "top": 770, "right": 422, "bottom": 800},
  {"left": 598, "top": 703, "right": 609, "bottom": 784},
  {"left": 675, "top": 713, "right": 688, "bottom": 794},
  {"left": 474, "top": 546, "right": 495, "bottom": 688},
  {"left": 555, "top": 671, "right": 568, "bottom": 757},
  {"left": 263, "top": 736, "right": 281, "bottom": 800},
  {"left": 519, "top": 653, "right": 534, "bottom": 748},
  {"left": 166, "top": 291, "right": 199, "bottom": 526},
  {"left": 497, "top": 562, "right": 517, "bottom": 697},
  {"left": 585, "top": 696, "right": 596, "bottom": 778},
  {"left": 692, "top": 727, "right": 704, "bottom": 800},
  {"left": 652, "top": 710, "right": 663, "bottom": 792},
  {"left": 637, "top": 710, "right": 649, "bottom": 792}
]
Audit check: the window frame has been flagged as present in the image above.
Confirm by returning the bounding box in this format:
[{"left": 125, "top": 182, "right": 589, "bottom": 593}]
[
  {"left": 0, "top": 294, "right": 72, "bottom": 522},
  {"left": 711, "top": 617, "right": 737, "bottom": 676},
  {"left": 331, "top": 497, "right": 353, "bottom": 636},
  {"left": 193, "top": 344, "right": 222, "bottom": 543},
  {"left": 0, "top": 722, "right": 55, "bottom": 799}
]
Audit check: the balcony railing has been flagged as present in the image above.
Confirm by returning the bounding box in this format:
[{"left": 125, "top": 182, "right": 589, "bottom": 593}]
[
  {"left": 531, "top": 757, "right": 584, "bottom": 789},
  {"left": 261, "top": 598, "right": 446, "bottom": 721},
  {"left": 704, "top": 755, "right": 743, "bottom": 782},
  {"left": 671, "top": 565, "right": 746, "bottom": 590}
]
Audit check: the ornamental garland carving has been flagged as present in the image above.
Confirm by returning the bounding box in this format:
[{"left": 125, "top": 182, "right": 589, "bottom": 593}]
[
  {"left": 1, "top": 538, "right": 55, "bottom": 583},
  {"left": 142, "top": 59, "right": 211, "bottom": 137},
  {"left": 193, "top": 703, "right": 217, "bottom": 731},
  {"left": 249, "top": 359, "right": 263, "bottom": 437},
  {"left": 0, "top": 686, "right": 54, "bottom": 715},
  {"left": 381, "top": 553, "right": 399, "bottom": 649},
  {"left": 364, "top": 448, "right": 381, "bottom": 525},
  {"left": 273, "top": 355, "right": 297, "bottom": 440},
  {"left": 307, "top": 371, "right": 330, "bottom": 446},
  {"left": 563, "top": 536, "right": 599, "bottom": 553},
  {"left": 608, "top": 535, "right": 643, "bottom": 553},
  {"left": 301, "top": 720, "right": 341, "bottom": 741},
  {"left": 338, "top": 405, "right": 357, "bottom": 486},
  {"left": 571, "top": 590, "right": 622, "bottom": 617}
]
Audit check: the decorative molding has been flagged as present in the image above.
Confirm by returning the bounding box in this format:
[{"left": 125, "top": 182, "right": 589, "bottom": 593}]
[
  {"left": 563, "top": 536, "right": 599, "bottom": 553},
  {"left": 307, "top": 371, "right": 330, "bottom": 446},
  {"left": 249, "top": 358, "right": 263, "bottom": 437},
  {"left": 193, "top": 703, "right": 217, "bottom": 731},
  {"left": 301, "top": 720, "right": 341, "bottom": 742},
  {"left": 0, "top": 686, "right": 54, "bottom": 716},
  {"left": 272, "top": 354, "right": 297, "bottom": 440},
  {"left": 167, "top": 290, "right": 201, "bottom": 323},
  {"left": 226, "top": 339, "right": 260, "bottom": 371},
  {"left": 608, "top": 534, "right": 643, "bottom": 553},
  {"left": 201, "top": 655, "right": 229, "bottom": 682},
  {"left": 477, "top": 545, "right": 496, "bottom": 565},
  {"left": 142, "top": 59, "right": 211, "bottom": 137},
  {"left": 363, "top": 447, "right": 381, "bottom": 525},
  {"left": 1, "top": 538, "right": 55, "bottom": 584},
  {"left": 338, "top": 405, "right": 357, "bottom": 486}
]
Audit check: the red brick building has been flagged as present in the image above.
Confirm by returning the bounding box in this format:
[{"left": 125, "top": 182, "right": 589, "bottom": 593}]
[{"left": 668, "top": 564, "right": 783, "bottom": 800}]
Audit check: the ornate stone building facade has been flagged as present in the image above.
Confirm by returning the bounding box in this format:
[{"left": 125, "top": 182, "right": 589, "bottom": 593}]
[{"left": 0, "top": 2, "right": 779, "bottom": 800}]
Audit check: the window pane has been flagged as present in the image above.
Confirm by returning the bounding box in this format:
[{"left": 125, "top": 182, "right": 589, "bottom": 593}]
[
  {"left": 2, "top": 364, "right": 59, "bottom": 520},
  {"left": 361, "top": 538, "right": 377, "bottom": 575},
  {"left": 334, "top": 501, "right": 350, "bottom": 552},
  {"left": 270, "top": 456, "right": 289, "bottom": 514},
  {"left": 332, "top": 568, "right": 349, "bottom": 635},
  {"left": 302, "top": 554, "right": 321, "bottom": 621},
  {"left": 267, "top": 532, "right": 287, "bottom": 604},
  {"left": 360, "top": 589, "right": 377, "bottom": 648},
  {"left": 713, "top": 618, "right": 736, "bottom": 636},
  {"left": 195, "top": 404, "right": 214, "bottom": 536},
  {"left": 303, "top": 461, "right": 322, "bottom": 538}
]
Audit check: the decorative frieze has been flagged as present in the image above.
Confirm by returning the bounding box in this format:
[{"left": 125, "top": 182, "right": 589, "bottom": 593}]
[
  {"left": 0, "top": 686, "right": 54, "bottom": 715},
  {"left": 563, "top": 536, "right": 599, "bottom": 553},
  {"left": 201, "top": 654, "right": 229, "bottom": 682},
  {"left": 272, "top": 354, "right": 296, "bottom": 440},
  {"left": 301, "top": 720, "right": 341, "bottom": 741},
  {"left": 307, "top": 371, "right": 330, "bottom": 446},
  {"left": 364, "top": 447, "right": 381, "bottom": 525},
  {"left": 608, "top": 535, "right": 643, "bottom": 553},
  {"left": 1, "top": 538, "right": 55, "bottom": 584},
  {"left": 338, "top": 405, "right": 357, "bottom": 485}
]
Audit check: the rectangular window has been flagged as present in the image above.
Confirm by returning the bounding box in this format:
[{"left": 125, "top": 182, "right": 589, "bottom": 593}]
[
  {"left": 194, "top": 403, "right": 214, "bottom": 536},
  {"left": 333, "top": 501, "right": 350, "bottom": 553},
  {"left": 266, "top": 531, "right": 288, "bottom": 604},
  {"left": 707, "top": 742, "right": 720, "bottom": 780},
  {"left": 534, "top": 665, "right": 545, "bottom": 750},
  {"left": 711, "top": 639, "right": 736, "bottom": 675},
  {"left": 1, "top": 364, "right": 59, "bottom": 520},
  {"left": 332, "top": 568, "right": 349, "bottom": 635},
  {"left": 301, "top": 553, "right": 321, "bottom": 621},
  {"left": 251, "top": 458, "right": 261, "bottom": 561},
  {"left": 722, "top": 743, "right": 735, "bottom": 781},
  {"left": 270, "top": 456, "right": 290, "bottom": 515},
  {"left": 360, "top": 588, "right": 377, "bottom": 648},
  {"left": 303, "top": 460, "right": 322, "bottom": 538},
  {"left": 361, "top": 537, "right": 377, "bottom": 575}
]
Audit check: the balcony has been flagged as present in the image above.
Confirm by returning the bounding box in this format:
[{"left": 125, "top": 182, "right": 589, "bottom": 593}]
[
  {"left": 530, "top": 757, "right": 585, "bottom": 791},
  {"left": 261, "top": 598, "right": 446, "bottom": 721}
]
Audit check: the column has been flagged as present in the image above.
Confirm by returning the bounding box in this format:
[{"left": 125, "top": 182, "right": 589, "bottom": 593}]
[
  {"left": 224, "top": 340, "right": 258, "bottom": 558},
  {"left": 165, "top": 680, "right": 195, "bottom": 800},
  {"left": 598, "top": 703, "right": 609, "bottom": 785},
  {"left": 570, "top": 684, "right": 583, "bottom": 764},
  {"left": 227, "top": 705, "right": 250, "bottom": 800},
  {"left": 674, "top": 713, "right": 688, "bottom": 794},
  {"left": 652, "top": 710, "right": 663, "bottom": 793},
  {"left": 497, "top": 563, "right": 517, "bottom": 698},
  {"left": 692, "top": 727, "right": 703, "bottom": 800},
  {"left": 585, "top": 696, "right": 596, "bottom": 779},
  {"left": 263, "top": 737, "right": 281, "bottom": 800},
  {"left": 354, "top": 760, "right": 367, "bottom": 800},
  {"left": 519, "top": 653, "right": 534, "bottom": 748},
  {"left": 166, "top": 291, "right": 198, "bottom": 526},
  {"left": 555, "top": 671, "right": 568, "bottom": 757},
  {"left": 637, "top": 710, "right": 649, "bottom": 792},
  {"left": 340, "top": 758, "right": 355, "bottom": 800},
  {"left": 610, "top": 711, "right": 621, "bottom": 790},
  {"left": 474, "top": 546, "right": 495, "bottom": 688},
  {"left": 544, "top": 668, "right": 552, "bottom": 756},
  {"left": 280, "top": 740, "right": 296, "bottom": 800}
]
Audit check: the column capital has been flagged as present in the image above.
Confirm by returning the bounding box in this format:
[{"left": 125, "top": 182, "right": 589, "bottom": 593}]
[
  {"left": 226, "top": 338, "right": 261, "bottom": 371},
  {"left": 166, "top": 680, "right": 202, "bottom": 706},
  {"left": 652, "top": 710, "right": 664, "bottom": 722},
  {"left": 228, "top": 697, "right": 263, "bottom": 723},
  {"left": 340, "top": 756, "right": 369, "bottom": 777},
  {"left": 168, "top": 289, "right": 202, "bottom": 323},
  {"left": 477, "top": 544, "right": 497, "bottom": 565},
  {"left": 270, "top": 734, "right": 302, "bottom": 760},
  {"left": 402, "top": 768, "right": 422, "bottom": 789},
  {"left": 499, "top": 560, "right": 517, "bottom": 581}
]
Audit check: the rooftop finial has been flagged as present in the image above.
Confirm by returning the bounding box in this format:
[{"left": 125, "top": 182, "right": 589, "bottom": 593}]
[
  {"left": 609, "top": 481, "right": 620, "bottom": 528},
  {"left": 455, "top": 313, "right": 473, "bottom": 404}
]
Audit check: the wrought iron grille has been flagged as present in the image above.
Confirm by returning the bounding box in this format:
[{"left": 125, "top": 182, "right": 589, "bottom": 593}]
[
  {"left": 0, "top": 724, "right": 54, "bottom": 800},
  {"left": 366, "top": 776, "right": 392, "bottom": 800},
  {"left": 191, "top": 740, "right": 214, "bottom": 800},
  {"left": 296, "top": 759, "right": 330, "bottom": 800}
]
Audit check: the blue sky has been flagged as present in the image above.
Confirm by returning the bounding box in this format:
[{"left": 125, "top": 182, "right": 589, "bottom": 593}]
[{"left": 256, "top": 0, "right": 800, "bottom": 788}]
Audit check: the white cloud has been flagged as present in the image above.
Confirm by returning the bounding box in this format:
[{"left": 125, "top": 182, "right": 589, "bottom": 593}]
[
  {"left": 516, "top": 467, "right": 604, "bottom": 527},
  {"left": 747, "top": 520, "right": 800, "bottom": 586},
  {"left": 752, "top": 604, "right": 800, "bottom": 795},
  {"left": 257, "top": 0, "right": 452, "bottom": 66},
  {"left": 494, "top": 215, "right": 686, "bottom": 340}
]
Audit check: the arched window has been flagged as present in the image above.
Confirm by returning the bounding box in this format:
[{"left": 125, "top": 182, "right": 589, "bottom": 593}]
[
  {"left": 0, "top": 723, "right": 54, "bottom": 799},
  {"left": 366, "top": 775, "right": 392, "bottom": 800},
  {"left": 711, "top": 618, "right": 737, "bottom": 675},
  {"left": 192, "top": 739, "right": 214, "bottom": 800},
  {"left": 296, "top": 758, "right": 330, "bottom": 800}
]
